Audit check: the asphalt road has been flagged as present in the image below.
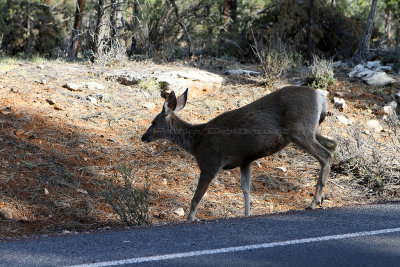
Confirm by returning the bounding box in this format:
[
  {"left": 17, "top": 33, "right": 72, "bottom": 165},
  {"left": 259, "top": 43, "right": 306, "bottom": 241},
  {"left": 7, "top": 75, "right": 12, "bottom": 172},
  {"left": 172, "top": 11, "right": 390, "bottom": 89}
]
[{"left": 1, "top": 202, "right": 399, "bottom": 267}]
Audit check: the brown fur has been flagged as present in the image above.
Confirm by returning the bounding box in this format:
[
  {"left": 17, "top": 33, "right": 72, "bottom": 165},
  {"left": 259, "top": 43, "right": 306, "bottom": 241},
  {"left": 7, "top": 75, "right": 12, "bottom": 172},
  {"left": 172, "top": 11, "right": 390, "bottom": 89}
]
[{"left": 142, "top": 86, "right": 337, "bottom": 221}]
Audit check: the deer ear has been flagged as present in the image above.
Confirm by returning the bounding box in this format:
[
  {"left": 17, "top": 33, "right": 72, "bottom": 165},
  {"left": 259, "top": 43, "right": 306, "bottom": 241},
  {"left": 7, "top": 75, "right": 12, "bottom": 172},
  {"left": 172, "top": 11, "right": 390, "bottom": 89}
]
[
  {"left": 175, "top": 88, "right": 188, "bottom": 113},
  {"left": 163, "top": 91, "right": 177, "bottom": 114}
]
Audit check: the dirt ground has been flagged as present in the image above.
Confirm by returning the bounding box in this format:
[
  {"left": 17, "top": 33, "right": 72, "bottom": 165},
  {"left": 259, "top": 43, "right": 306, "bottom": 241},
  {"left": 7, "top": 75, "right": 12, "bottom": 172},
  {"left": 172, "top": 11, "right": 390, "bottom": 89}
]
[{"left": 0, "top": 59, "right": 399, "bottom": 239}]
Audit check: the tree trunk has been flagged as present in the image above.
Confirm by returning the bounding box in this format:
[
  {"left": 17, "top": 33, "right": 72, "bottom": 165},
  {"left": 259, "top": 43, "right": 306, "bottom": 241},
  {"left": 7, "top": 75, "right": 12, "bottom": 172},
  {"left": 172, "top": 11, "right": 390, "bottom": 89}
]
[
  {"left": 110, "top": 0, "right": 123, "bottom": 44},
  {"left": 353, "top": 0, "right": 379, "bottom": 64},
  {"left": 396, "top": 19, "right": 400, "bottom": 64},
  {"left": 307, "top": 0, "right": 314, "bottom": 61},
  {"left": 128, "top": 0, "right": 138, "bottom": 56},
  {"left": 224, "top": 0, "right": 237, "bottom": 21},
  {"left": 92, "top": 0, "right": 106, "bottom": 62},
  {"left": 69, "top": 0, "right": 86, "bottom": 58},
  {"left": 169, "top": 0, "right": 193, "bottom": 57}
]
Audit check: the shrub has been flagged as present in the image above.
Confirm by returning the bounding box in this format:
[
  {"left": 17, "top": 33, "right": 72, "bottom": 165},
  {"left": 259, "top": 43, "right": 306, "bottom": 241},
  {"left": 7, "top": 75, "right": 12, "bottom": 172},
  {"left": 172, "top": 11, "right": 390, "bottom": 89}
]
[
  {"left": 305, "top": 56, "right": 336, "bottom": 90},
  {"left": 104, "top": 164, "right": 151, "bottom": 226},
  {"left": 332, "top": 122, "right": 399, "bottom": 192},
  {"left": 252, "top": 34, "right": 302, "bottom": 89}
]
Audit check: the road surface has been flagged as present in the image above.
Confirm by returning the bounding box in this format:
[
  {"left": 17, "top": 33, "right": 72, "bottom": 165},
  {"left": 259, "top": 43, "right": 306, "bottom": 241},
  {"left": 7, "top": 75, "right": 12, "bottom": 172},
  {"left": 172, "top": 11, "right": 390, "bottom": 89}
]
[{"left": 1, "top": 202, "right": 399, "bottom": 266}]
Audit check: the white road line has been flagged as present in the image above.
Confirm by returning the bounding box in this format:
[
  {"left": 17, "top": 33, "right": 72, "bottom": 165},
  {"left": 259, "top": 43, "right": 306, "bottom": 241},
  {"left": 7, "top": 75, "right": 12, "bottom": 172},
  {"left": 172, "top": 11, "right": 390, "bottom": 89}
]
[{"left": 69, "top": 227, "right": 400, "bottom": 267}]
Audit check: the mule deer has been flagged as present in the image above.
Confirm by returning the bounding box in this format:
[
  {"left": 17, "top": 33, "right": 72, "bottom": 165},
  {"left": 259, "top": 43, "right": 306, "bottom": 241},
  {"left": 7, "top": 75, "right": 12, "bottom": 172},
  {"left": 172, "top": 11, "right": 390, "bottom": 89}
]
[{"left": 142, "top": 86, "right": 336, "bottom": 221}]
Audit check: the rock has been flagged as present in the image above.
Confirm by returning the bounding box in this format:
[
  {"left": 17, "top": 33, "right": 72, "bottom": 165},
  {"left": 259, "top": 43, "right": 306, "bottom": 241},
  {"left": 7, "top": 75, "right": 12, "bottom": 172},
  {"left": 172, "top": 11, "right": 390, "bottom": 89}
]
[
  {"left": 363, "top": 129, "right": 371, "bottom": 135},
  {"left": 276, "top": 167, "right": 287, "bottom": 172},
  {"left": 53, "top": 104, "right": 64, "bottom": 110},
  {"left": 366, "top": 61, "right": 381, "bottom": 69},
  {"left": 366, "top": 119, "right": 383, "bottom": 132},
  {"left": 142, "top": 102, "right": 156, "bottom": 110},
  {"left": 333, "top": 97, "right": 347, "bottom": 111},
  {"left": 348, "top": 61, "right": 395, "bottom": 86},
  {"left": 76, "top": 188, "right": 88, "bottom": 194},
  {"left": 37, "top": 65, "right": 45, "bottom": 69},
  {"left": 224, "top": 69, "right": 261, "bottom": 76},
  {"left": 87, "top": 96, "right": 98, "bottom": 105},
  {"left": 46, "top": 99, "right": 56, "bottom": 105},
  {"left": 0, "top": 210, "right": 13, "bottom": 220},
  {"left": 41, "top": 79, "right": 48, "bottom": 85},
  {"left": 0, "top": 85, "right": 3, "bottom": 89},
  {"left": 63, "top": 83, "right": 83, "bottom": 91},
  {"left": 174, "top": 207, "right": 185, "bottom": 217},
  {"left": 44, "top": 188, "right": 49, "bottom": 195},
  {"left": 85, "top": 82, "right": 106, "bottom": 91},
  {"left": 156, "top": 69, "right": 225, "bottom": 98},
  {"left": 380, "top": 101, "right": 397, "bottom": 118},
  {"left": 363, "top": 72, "right": 394, "bottom": 86},
  {"left": 334, "top": 91, "right": 347, "bottom": 97},
  {"left": 336, "top": 115, "right": 351, "bottom": 125},
  {"left": 0, "top": 107, "right": 12, "bottom": 115},
  {"left": 161, "top": 179, "right": 168, "bottom": 185},
  {"left": 105, "top": 72, "right": 143, "bottom": 85},
  {"left": 348, "top": 64, "right": 365, "bottom": 78}
]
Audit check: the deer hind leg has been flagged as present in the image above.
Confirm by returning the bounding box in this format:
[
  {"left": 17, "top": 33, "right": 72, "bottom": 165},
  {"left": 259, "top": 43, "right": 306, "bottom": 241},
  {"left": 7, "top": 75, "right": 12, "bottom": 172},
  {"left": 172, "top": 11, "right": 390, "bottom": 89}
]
[
  {"left": 188, "top": 171, "right": 216, "bottom": 221},
  {"left": 316, "top": 133, "right": 337, "bottom": 152},
  {"left": 240, "top": 163, "right": 252, "bottom": 216},
  {"left": 290, "top": 133, "right": 333, "bottom": 209}
]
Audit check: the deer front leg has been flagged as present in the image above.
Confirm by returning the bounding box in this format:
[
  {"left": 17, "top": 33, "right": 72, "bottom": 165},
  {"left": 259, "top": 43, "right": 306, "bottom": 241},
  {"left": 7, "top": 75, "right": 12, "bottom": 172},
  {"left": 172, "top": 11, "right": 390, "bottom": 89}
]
[
  {"left": 240, "top": 163, "right": 252, "bottom": 216},
  {"left": 188, "top": 171, "right": 216, "bottom": 221}
]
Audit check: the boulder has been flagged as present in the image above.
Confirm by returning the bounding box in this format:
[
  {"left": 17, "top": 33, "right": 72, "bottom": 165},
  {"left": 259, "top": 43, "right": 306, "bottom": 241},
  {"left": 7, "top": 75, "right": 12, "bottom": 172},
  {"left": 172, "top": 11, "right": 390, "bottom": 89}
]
[
  {"left": 348, "top": 61, "right": 395, "bottom": 86},
  {"left": 363, "top": 72, "right": 395, "bottom": 86}
]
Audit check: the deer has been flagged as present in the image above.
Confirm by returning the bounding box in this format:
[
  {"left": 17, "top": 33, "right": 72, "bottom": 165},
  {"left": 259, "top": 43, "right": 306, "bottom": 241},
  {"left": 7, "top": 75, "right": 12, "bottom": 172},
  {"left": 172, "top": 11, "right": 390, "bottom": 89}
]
[{"left": 141, "top": 86, "right": 337, "bottom": 221}]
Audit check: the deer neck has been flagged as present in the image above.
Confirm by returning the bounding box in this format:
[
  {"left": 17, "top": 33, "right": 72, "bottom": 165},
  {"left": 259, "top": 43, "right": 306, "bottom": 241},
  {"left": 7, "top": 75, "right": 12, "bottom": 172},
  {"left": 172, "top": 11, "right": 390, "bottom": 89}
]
[{"left": 166, "top": 113, "right": 203, "bottom": 155}]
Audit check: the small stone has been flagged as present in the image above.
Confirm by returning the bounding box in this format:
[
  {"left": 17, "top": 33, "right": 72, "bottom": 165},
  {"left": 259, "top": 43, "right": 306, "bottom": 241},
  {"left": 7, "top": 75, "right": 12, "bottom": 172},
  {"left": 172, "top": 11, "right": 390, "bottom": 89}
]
[
  {"left": 37, "top": 65, "right": 45, "bottom": 69},
  {"left": 333, "top": 97, "right": 347, "bottom": 111},
  {"left": 46, "top": 99, "right": 56, "bottom": 105},
  {"left": 41, "top": 79, "right": 48, "bottom": 85},
  {"left": 85, "top": 82, "right": 106, "bottom": 91},
  {"left": 276, "top": 167, "right": 287, "bottom": 172},
  {"left": 0, "top": 85, "right": 4, "bottom": 89},
  {"left": 63, "top": 83, "right": 83, "bottom": 91},
  {"left": 174, "top": 208, "right": 185, "bottom": 217},
  {"left": 142, "top": 102, "right": 156, "bottom": 110},
  {"left": 381, "top": 101, "right": 397, "bottom": 118},
  {"left": 161, "top": 179, "right": 168, "bottom": 185},
  {"left": 76, "top": 188, "right": 88, "bottom": 194},
  {"left": 15, "top": 129, "right": 25, "bottom": 136},
  {"left": 336, "top": 115, "right": 351, "bottom": 125},
  {"left": 366, "top": 119, "right": 383, "bottom": 132},
  {"left": 87, "top": 96, "right": 98, "bottom": 105},
  {"left": 363, "top": 130, "right": 371, "bottom": 135},
  {"left": 44, "top": 188, "right": 49, "bottom": 195},
  {"left": 0, "top": 107, "right": 12, "bottom": 115},
  {"left": 0, "top": 210, "right": 13, "bottom": 220},
  {"left": 53, "top": 104, "right": 63, "bottom": 110}
]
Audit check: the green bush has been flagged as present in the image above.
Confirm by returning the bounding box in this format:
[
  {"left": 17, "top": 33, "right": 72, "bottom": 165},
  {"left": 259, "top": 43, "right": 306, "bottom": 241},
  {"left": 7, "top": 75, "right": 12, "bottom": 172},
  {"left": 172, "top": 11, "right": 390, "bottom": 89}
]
[
  {"left": 305, "top": 56, "right": 336, "bottom": 90},
  {"left": 104, "top": 164, "right": 151, "bottom": 226}
]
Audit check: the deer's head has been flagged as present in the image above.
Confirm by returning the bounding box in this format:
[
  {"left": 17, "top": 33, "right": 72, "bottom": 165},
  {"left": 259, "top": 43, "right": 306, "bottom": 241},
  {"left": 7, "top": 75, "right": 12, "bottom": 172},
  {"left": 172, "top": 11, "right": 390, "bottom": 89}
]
[{"left": 141, "top": 89, "right": 188, "bottom": 143}]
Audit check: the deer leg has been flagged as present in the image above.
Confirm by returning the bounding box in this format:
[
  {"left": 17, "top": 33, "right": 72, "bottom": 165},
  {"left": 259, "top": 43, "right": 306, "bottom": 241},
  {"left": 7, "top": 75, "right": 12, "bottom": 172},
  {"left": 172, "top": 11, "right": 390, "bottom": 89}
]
[
  {"left": 188, "top": 171, "right": 216, "bottom": 221},
  {"left": 291, "top": 134, "right": 332, "bottom": 209},
  {"left": 240, "top": 163, "right": 252, "bottom": 216}
]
